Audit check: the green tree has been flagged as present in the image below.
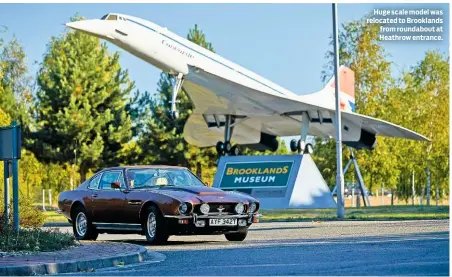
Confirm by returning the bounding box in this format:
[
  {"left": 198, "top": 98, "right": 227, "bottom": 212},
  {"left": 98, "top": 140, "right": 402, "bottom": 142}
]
[
  {"left": 18, "top": 150, "right": 44, "bottom": 198},
  {"left": 400, "top": 51, "right": 449, "bottom": 200},
  {"left": 0, "top": 34, "right": 33, "bottom": 127},
  {"left": 318, "top": 17, "right": 398, "bottom": 192},
  {"left": 33, "top": 16, "right": 134, "bottom": 181},
  {"left": 317, "top": 16, "right": 448, "bottom": 202},
  {"left": 0, "top": 32, "right": 41, "bottom": 201},
  {"left": 136, "top": 25, "right": 217, "bottom": 182}
]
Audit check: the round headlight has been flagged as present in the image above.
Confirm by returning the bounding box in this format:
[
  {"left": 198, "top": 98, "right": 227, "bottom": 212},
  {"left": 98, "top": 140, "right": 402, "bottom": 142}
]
[
  {"left": 235, "top": 202, "right": 245, "bottom": 214},
  {"left": 179, "top": 203, "right": 188, "bottom": 214},
  {"left": 249, "top": 202, "right": 257, "bottom": 213},
  {"left": 200, "top": 203, "right": 210, "bottom": 214}
]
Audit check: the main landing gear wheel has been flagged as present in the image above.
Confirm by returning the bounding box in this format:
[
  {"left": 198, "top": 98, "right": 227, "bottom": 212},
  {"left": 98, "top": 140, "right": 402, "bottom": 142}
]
[
  {"left": 224, "top": 141, "right": 232, "bottom": 153},
  {"left": 216, "top": 141, "right": 225, "bottom": 156},
  {"left": 72, "top": 206, "right": 98, "bottom": 241},
  {"left": 305, "top": 143, "right": 314, "bottom": 154},
  {"left": 289, "top": 139, "right": 314, "bottom": 154},
  {"left": 230, "top": 145, "right": 240, "bottom": 156},
  {"left": 216, "top": 141, "right": 240, "bottom": 156},
  {"left": 290, "top": 139, "right": 298, "bottom": 152}
]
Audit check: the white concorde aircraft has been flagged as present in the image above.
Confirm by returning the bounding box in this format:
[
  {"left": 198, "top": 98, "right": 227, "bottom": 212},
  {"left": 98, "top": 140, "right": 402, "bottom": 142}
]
[{"left": 66, "top": 13, "right": 429, "bottom": 155}]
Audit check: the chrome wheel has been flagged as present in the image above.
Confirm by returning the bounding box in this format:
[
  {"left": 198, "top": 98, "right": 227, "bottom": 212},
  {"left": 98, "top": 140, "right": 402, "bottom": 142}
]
[
  {"left": 75, "top": 212, "right": 87, "bottom": 237},
  {"left": 147, "top": 212, "right": 157, "bottom": 239}
]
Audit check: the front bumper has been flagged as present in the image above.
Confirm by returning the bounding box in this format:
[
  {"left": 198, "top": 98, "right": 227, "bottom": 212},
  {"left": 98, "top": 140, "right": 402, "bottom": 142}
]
[{"left": 163, "top": 213, "right": 261, "bottom": 235}]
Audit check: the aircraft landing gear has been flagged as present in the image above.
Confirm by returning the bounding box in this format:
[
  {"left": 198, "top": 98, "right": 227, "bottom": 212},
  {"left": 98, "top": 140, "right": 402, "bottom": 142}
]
[
  {"left": 216, "top": 141, "right": 240, "bottom": 156},
  {"left": 290, "top": 111, "right": 314, "bottom": 155},
  {"left": 216, "top": 115, "right": 241, "bottom": 156},
  {"left": 290, "top": 139, "right": 314, "bottom": 154},
  {"left": 168, "top": 72, "right": 184, "bottom": 120},
  {"left": 168, "top": 111, "right": 179, "bottom": 120}
]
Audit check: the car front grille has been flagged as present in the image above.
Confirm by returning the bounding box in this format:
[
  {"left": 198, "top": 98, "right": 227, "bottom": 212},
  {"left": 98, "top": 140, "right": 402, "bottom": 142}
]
[{"left": 194, "top": 203, "right": 237, "bottom": 214}]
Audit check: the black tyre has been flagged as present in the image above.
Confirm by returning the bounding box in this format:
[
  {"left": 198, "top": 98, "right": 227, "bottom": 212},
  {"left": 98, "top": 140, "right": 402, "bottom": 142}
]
[
  {"left": 144, "top": 205, "right": 169, "bottom": 245},
  {"left": 297, "top": 140, "right": 305, "bottom": 153},
  {"left": 224, "top": 141, "right": 232, "bottom": 152},
  {"left": 168, "top": 110, "right": 179, "bottom": 120},
  {"left": 290, "top": 139, "right": 298, "bottom": 152},
  {"left": 71, "top": 206, "right": 98, "bottom": 241},
  {"left": 225, "top": 229, "right": 248, "bottom": 241},
  {"left": 216, "top": 141, "right": 224, "bottom": 155},
  {"left": 304, "top": 143, "right": 314, "bottom": 154},
  {"left": 231, "top": 145, "right": 240, "bottom": 156}
]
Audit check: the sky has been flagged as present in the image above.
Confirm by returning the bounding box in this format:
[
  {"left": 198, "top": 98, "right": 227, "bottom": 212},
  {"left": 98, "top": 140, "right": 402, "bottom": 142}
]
[{"left": 0, "top": 3, "right": 449, "bottom": 147}]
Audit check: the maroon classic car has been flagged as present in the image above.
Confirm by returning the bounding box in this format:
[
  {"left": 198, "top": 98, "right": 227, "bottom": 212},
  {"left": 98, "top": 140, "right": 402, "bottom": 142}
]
[{"left": 58, "top": 166, "right": 260, "bottom": 244}]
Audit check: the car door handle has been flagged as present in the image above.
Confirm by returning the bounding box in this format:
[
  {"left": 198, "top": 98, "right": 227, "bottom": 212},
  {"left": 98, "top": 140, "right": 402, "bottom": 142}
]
[
  {"left": 92, "top": 193, "right": 98, "bottom": 198},
  {"left": 128, "top": 200, "right": 142, "bottom": 205}
]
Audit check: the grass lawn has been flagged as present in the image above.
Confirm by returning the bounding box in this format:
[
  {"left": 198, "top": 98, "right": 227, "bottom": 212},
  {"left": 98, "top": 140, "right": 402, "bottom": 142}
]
[
  {"left": 43, "top": 211, "right": 68, "bottom": 223},
  {"left": 260, "top": 205, "right": 449, "bottom": 222},
  {"left": 44, "top": 205, "right": 449, "bottom": 224}
]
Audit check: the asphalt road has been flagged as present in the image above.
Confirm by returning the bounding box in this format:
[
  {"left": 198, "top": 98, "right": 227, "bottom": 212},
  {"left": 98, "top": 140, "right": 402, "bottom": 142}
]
[{"left": 60, "top": 220, "right": 449, "bottom": 276}]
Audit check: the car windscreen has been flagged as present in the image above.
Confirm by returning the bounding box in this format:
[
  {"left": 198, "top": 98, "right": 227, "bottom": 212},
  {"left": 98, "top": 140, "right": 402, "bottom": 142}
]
[{"left": 127, "top": 168, "right": 205, "bottom": 189}]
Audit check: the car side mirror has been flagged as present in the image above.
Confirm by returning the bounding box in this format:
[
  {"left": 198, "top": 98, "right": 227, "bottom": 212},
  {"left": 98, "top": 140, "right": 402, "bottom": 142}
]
[{"left": 111, "top": 182, "right": 121, "bottom": 189}]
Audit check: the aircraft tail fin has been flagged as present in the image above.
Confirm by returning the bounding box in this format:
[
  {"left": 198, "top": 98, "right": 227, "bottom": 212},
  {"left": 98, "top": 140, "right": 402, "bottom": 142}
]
[{"left": 325, "top": 66, "right": 356, "bottom": 112}]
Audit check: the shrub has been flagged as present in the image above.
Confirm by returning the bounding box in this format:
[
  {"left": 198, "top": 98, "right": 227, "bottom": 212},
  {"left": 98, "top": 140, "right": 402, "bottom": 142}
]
[
  {"left": 0, "top": 193, "right": 45, "bottom": 228},
  {"left": 0, "top": 225, "right": 77, "bottom": 252}
]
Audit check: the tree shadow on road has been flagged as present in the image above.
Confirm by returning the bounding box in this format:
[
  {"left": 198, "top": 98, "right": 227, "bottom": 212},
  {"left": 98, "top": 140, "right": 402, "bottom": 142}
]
[{"left": 249, "top": 226, "right": 313, "bottom": 232}]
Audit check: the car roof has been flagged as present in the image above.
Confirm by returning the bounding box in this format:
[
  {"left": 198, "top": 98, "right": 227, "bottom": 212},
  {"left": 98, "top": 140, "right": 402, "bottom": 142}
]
[{"left": 102, "top": 165, "right": 188, "bottom": 171}]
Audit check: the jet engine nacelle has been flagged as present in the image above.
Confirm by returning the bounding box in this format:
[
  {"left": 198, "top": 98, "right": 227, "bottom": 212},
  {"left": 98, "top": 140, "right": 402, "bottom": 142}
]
[
  {"left": 243, "top": 132, "right": 279, "bottom": 152},
  {"left": 344, "top": 129, "right": 377, "bottom": 150}
]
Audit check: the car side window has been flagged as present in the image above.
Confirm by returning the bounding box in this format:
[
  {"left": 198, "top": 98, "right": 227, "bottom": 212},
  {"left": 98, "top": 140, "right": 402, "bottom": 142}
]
[
  {"left": 99, "top": 171, "right": 122, "bottom": 190},
  {"left": 88, "top": 174, "right": 101, "bottom": 190}
]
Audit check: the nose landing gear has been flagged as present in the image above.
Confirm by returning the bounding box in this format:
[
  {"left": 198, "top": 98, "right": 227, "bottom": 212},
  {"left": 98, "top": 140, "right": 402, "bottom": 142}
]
[{"left": 169, "top": 72, "right": 184, "bottom": 121}]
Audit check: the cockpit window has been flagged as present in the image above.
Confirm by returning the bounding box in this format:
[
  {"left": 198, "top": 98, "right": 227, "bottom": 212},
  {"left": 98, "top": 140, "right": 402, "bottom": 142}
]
[{"left": 101, "top": 14, "right": 118, "bottom": 21}]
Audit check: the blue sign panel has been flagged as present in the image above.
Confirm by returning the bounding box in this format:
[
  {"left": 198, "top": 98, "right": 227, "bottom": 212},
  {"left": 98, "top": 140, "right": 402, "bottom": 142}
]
[{"left": 0, "top": 125, "right": 21, "bottom": 161}]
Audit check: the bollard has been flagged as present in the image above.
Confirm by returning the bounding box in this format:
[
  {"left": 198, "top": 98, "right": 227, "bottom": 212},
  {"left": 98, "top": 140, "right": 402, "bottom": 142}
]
[
  {"left": 3, "top": 161, "right": 10, "bottom": 225},
  {"left": 436, "top": 183, "right": 439, "bottom": 206},
  {"left": 11, "top": 121, "right": 19, "bottom": 231},
  {"left": 42, "top": 189, "right": 46, "bottom": 211},
  {"left": 411, "top": 171, "right": 415, "bottom": 206},
  {"left": 48, "top": 189, "right": 52, "bottom": 207},
  {"left": 426, "top": 167, "right": 431, "bottom": 206},
  {"left": 381, "top": 186, "right": 384, "bottom": 206}
]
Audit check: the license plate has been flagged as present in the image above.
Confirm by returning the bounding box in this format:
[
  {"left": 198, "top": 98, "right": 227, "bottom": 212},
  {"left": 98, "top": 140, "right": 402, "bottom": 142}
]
[{"left": 209, "top": 218, "right": 237, "bottom": 226}]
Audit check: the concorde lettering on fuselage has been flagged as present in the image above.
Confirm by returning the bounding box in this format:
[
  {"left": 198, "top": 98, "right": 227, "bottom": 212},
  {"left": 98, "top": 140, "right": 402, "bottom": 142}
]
[{"left": 118, "top": 15, "right": 297, "bottom": 100}]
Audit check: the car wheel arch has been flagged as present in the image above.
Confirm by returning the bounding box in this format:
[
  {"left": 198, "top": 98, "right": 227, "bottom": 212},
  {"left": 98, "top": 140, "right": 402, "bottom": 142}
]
[
  {"left": 139, "top": 201, "right": 162, "bottom": 223},
  {"left": 70, "top": 201, "right": 84, "bottom": 216},
  {"left": 70, "top": 200, "right": 90, "bottom": 220}
]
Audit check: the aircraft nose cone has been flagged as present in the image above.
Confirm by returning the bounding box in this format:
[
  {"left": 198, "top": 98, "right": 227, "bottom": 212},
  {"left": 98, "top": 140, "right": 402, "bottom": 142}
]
[
  {"left": 65, "top": 21, "right": 84, "bottom": 31},
  {"left": 64, "top": 20, "right": 114, "bottom": 40}
]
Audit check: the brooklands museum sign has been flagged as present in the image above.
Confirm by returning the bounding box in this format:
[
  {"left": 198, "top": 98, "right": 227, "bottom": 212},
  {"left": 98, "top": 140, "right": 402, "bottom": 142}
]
[
  {"left": 220, "top": 161, "right": 293, "bottom": 189},
  {"left": 213, "top": 154, "right": 336, "bottom": 209}
]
